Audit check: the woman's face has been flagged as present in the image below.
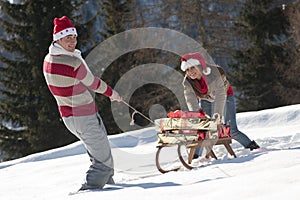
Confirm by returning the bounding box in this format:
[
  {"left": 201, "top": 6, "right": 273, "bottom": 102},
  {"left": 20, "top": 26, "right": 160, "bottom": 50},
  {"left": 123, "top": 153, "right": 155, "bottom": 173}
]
[
  {"left": 57, "top": 34, "right": 77, "bottom": 52},
  {"left": 186, "top": 66, "right": 202, "bottom": 79}
]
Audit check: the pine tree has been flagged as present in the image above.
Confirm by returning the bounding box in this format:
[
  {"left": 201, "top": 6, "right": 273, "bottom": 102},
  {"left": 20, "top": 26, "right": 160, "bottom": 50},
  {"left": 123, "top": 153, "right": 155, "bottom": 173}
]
[
  {"left": 278, "top": 2, "right": 300, "bottom": 105},
  {"left": 96, "top": 0, "right": 138, "bottom": 133},
  {"left": 0, "top": 0, "right": 89, "bottom": 161},
  {"left": 98, "top": 1, "right": 183, "bottom": 130},
  {"left": 197, "top": 0, "right": 246, "bottom": 67},
  {"left": 229, "top": 0, "right": 292, "bottom": 111}
]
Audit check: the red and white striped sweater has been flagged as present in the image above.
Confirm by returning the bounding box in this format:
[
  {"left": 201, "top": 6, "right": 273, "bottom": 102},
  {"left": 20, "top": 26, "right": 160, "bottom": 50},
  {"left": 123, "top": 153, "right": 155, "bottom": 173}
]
[{"left": 43, "top": 43, "right": 113, "bottom": 117}]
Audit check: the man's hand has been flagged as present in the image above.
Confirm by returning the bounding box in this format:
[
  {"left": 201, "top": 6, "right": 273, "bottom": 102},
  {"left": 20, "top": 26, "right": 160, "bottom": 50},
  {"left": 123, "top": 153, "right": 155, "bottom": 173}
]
[{"left": 110, "top": 90, "right": 122, "bottom": 102}]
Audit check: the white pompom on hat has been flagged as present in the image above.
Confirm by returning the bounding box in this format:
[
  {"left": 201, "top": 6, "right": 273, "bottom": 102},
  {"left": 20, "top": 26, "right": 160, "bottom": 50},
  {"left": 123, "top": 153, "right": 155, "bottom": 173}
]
[
  {"left": 180, "top": 52, "right": 211, "bottom": 75},
  {"left": 53, "top": 16, "right": 77, "bottom": 41}
]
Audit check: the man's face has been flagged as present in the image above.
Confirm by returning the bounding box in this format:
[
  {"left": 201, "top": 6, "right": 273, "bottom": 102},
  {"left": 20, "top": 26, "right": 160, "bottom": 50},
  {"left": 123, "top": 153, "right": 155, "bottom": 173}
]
[{"left": 57, "top": 34, "right": 77, "bottom": 52}]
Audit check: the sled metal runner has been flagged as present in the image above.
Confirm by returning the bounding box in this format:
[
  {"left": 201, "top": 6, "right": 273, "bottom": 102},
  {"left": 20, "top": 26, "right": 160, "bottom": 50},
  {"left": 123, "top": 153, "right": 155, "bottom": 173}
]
[{"left": 154, "top": 116, "right": 237, "bottom": 173}]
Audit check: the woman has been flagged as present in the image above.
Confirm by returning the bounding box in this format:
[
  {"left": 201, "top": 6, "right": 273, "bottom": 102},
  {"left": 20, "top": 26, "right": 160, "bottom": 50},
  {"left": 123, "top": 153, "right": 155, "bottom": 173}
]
[{"left": 181, "top": 52, "right": 259, "bottom": 158}]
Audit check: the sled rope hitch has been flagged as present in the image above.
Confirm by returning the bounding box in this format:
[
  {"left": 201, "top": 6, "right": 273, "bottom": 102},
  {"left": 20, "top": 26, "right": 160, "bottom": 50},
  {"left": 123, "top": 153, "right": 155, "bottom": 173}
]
[{"left": 121, "top": 100, "right": 156, "bottom": 125}]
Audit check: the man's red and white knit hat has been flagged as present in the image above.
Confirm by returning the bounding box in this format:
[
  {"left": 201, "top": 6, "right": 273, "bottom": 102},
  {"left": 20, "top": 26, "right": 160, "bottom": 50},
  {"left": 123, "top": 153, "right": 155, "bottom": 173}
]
[
  {"left": 180, "top": 52, "right": 211, "bottom": 75},
  {"left": 53, "top": 16, "right": 77, "bottom": 41}
]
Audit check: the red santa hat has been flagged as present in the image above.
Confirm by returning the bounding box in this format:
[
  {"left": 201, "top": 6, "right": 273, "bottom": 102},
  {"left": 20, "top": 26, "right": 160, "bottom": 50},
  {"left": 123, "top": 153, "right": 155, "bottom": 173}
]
[
  {"left": 180, "top": 52, "right": 211, "bottom": 75},
  {"left": 53, "top": 16, "right": 77, "bottom": 41}
]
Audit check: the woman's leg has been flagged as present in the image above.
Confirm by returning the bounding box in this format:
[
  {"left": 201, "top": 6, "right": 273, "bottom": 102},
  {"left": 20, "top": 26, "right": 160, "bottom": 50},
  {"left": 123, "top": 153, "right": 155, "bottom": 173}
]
[{"left": 225, "top": 96, "right": 253, "bottom": 147}]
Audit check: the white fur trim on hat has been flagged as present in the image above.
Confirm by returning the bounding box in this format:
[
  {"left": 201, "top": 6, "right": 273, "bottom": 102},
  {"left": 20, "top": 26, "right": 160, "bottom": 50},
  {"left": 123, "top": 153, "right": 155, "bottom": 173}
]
[
  {"left": 203, "top": 66, "right": 211, "bottom": 75},
  {"left": 53, "top": 27, "right": 77, "bottom": 41},
  {"left": 180, "top": 58, "right": 200, "bottom": 71}
]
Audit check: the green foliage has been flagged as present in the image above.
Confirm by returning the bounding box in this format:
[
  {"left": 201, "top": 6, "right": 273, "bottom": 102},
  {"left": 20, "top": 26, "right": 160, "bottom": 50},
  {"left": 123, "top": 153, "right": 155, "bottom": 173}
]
[
  {"left": 0, "top": 0, "right": 90, "bottom": 161},
  {"left": 2, "top": 0, "right": 298, "bottom": 161},
  {"left": 0, "top": 124, "right": 30, "bottom": 161},
  {"left": 96, "top": 0, "right": 182, "bottom": 132},
  {"left": 230, "top": 0, "right": 294, "bottom": 111},
  {"left": 97, "top": 0, "right": 135, "bottom": 134}
]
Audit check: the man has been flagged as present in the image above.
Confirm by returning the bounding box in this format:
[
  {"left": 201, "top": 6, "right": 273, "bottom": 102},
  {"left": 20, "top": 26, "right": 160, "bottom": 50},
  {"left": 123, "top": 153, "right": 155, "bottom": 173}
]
[
  {"left": 43, "top": 16, "right": 122, "bottom": 190},
  {"left": 181, "top": 52, "right": 259, "bottom": 158}
]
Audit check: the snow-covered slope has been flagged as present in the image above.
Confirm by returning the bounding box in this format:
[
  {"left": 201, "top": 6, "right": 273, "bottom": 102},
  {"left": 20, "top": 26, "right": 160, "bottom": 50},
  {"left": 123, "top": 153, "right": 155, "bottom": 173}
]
[{"left": 0, "top": 105, "right": 300, "bottom": 200}]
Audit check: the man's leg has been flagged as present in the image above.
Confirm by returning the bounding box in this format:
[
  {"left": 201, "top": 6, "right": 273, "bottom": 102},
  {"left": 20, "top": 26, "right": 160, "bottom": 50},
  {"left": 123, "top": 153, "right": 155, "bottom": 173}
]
[{"left": 63, "top": 114, "right": 114, "bottom": 190}]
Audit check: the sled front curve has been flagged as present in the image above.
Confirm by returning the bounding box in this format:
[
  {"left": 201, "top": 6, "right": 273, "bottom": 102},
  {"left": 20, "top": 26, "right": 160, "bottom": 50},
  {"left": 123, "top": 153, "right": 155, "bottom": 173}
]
[
  {"left": 177, "top": 143, "right": 195, "bottom": 170},
  {"left": 155, "top": 144, "right": 181, "bottom": 173}
]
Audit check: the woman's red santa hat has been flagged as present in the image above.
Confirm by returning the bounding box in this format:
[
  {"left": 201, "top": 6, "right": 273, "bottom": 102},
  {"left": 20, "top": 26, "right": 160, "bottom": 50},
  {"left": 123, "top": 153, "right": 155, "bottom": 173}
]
[
  {"left": 180, "top": 52, "right": 211, "bottom": 75},
  {"left": 53, "top": 16, "right": 77, "bottom": 41}
]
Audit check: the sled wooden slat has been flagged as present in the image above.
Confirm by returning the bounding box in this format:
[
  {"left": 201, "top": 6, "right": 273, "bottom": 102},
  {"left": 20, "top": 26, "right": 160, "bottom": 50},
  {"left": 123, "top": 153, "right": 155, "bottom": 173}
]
[{"left": 187, "top": 137, "right": 237, "bottom": 164}]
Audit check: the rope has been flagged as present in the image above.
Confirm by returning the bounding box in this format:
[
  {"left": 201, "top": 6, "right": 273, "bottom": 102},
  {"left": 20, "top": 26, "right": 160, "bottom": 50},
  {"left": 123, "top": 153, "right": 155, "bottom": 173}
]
[{"left": 121, "top": 100, "right": 156, "bottom": 125}]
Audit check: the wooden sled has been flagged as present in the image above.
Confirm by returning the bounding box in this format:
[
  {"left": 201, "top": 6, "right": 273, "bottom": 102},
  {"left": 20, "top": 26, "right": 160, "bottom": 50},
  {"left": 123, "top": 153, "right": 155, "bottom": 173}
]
[{"left": 154, "top": 116, "right": 237, "bottom": 173}]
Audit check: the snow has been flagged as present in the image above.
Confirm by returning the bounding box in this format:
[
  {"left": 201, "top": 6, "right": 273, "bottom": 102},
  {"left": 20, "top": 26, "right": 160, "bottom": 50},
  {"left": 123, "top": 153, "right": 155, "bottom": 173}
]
[{"left": 0, "top": 104, "right": 300, "bottom": 200}]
